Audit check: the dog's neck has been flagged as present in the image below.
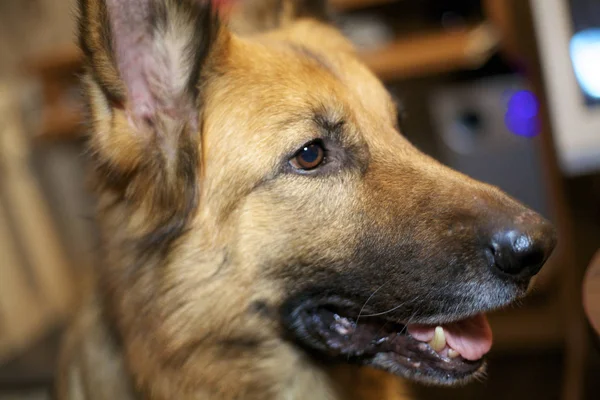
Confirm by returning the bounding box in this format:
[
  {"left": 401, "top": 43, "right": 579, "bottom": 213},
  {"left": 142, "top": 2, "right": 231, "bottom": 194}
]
[{"left": 62, "top": 296, "right": 410, "bottom": 400}]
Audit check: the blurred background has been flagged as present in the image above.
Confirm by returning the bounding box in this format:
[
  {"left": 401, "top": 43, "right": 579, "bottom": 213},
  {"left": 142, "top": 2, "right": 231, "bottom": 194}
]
[{"left": 0, "top": 0, "right": 599, "bottom": 399}]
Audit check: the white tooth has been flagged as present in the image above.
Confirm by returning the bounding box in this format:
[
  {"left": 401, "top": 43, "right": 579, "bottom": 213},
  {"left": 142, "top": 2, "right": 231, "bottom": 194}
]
[
  {"left": 448, "top": 349, "right": 460, "bottom": 359},
  {"left": 428, "top": 326, "right": 446, "bottom": 352}
]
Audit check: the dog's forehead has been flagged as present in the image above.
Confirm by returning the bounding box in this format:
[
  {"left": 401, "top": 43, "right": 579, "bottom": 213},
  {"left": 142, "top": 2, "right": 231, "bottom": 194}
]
[{"left": 203, "top": 27, "right": 397, "bottom": 146}]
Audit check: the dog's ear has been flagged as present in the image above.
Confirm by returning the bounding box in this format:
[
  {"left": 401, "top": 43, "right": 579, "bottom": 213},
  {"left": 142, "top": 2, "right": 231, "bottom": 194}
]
[
  {"left": 78, "top": 0, "right": 226, "bottom": 252},
  {"left": 79, "top": 0, "right": 224, "bottom": 126},
  {"left": 228, "top": 0, "right": 329, "bottom": 34}
]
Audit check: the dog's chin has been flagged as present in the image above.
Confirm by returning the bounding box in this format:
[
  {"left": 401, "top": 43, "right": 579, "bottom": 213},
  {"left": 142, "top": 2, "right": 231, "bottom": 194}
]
[{"left": 282, "top": 296, "right": 497, "bottom": 386}]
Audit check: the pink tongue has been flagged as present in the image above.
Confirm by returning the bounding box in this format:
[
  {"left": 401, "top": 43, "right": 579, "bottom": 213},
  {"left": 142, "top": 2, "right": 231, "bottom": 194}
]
[{"left": 407, "top": 314, "right": 493, "bottom": 361}]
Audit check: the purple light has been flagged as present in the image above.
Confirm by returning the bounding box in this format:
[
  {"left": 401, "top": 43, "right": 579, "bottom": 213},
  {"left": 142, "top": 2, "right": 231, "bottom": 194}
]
[
  {"left": 505, "top": 90, "right": 540, "bottom": 137},
  {"left": 505, "top": 112, "right": 540, "bottom": 138}
]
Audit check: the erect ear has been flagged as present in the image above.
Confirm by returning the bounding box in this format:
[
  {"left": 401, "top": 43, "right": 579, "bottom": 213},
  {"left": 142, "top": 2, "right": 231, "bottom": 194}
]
[
  {"left": 78, "top": 0, "right": 226, "bottom": 252},
  {"left": 228, "top": 0, "right": 329, "bottom": 35},
  {"left": 79, "top": 0, "right": 224, "bottom": 127}
]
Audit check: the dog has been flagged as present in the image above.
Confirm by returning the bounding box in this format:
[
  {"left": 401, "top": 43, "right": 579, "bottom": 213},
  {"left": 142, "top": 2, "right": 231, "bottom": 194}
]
[{"left": 56, "top": 0, "right": 557, "bottom": 398}]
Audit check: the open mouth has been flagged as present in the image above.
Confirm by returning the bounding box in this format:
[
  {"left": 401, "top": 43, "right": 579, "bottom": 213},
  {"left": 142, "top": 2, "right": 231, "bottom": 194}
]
[{"left": 283, "top": 298, "right": 492, "bottom": 385}]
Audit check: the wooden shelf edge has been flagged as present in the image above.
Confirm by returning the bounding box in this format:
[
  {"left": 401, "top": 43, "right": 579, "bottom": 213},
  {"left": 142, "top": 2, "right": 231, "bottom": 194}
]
[
  {"left": 330, "top": 0, "right": 397, "bottom": 12},
  {"left": 24, "top": 46, "right": 83, "bottom": 78},
  {"left": 360, "top": 23, "right": 500, "bottom": 82}
]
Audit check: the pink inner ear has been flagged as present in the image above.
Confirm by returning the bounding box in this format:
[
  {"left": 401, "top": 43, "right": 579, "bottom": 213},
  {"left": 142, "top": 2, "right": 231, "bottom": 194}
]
[{"left": 106, "top": 0, "right": 157, "bottom": 125}]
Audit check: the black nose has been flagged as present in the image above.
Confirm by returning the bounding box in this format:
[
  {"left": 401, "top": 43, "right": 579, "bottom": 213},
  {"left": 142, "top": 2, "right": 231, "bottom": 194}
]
[{"left": 489, "top": 219, "right": 557, "bottom": 279}]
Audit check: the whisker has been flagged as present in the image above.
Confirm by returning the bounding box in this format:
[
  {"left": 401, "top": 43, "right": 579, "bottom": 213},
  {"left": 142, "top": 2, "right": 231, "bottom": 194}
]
[
  {"left": 355, "top": 281, "right": 387, "bottom": 327},
  {"left": 361, "top": 294, "right": 422, "bottom": 318},
  {"left": 400, "top": 309, "right": 420, "bottom": 334},
  {"left": 375, "top": 320, "right": 390, "bottom": 338},
  {"left": 348, "top": 281, "right": 388, "bottom": 360}
]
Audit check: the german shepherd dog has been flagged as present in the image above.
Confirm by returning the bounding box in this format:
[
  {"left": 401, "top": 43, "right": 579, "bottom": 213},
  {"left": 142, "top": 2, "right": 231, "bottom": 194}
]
[{"left": 57, "top": 0, "right": 557, "bottom": 398}]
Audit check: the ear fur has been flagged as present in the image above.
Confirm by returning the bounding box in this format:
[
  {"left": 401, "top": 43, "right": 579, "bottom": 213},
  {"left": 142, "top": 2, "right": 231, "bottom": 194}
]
[
  {"left": 77, "top": 0, "right": 225, "bottom": 254},
  {"left": 228, "top": 0, "right": 329, "bottom": 35}
]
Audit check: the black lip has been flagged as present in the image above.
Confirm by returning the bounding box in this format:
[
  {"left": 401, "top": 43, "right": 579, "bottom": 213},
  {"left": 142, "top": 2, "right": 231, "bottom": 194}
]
[{"left": 281, "top": 296, "right": 486, "bottom": 386}]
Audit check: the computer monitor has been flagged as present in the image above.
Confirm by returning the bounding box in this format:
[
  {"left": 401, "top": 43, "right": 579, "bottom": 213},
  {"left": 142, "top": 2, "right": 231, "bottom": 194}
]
[{"left": 530, "top": 0, "right": 600, "bottom": 175}]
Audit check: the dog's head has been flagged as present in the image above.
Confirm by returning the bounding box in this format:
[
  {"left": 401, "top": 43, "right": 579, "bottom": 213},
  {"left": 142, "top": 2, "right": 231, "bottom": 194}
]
[{"left": 78, "top": 0, "right": 556, "bottom": 395}]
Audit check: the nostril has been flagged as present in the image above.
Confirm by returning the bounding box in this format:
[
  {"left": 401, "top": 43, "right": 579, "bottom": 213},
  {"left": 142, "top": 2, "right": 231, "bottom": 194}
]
[{"left": 515, "top": 236, "right": 545, "bottom": 267}]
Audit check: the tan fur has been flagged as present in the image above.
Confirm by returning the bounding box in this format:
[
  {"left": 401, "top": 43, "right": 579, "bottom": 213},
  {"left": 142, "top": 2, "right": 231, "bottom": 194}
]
[{"left": 57, "top": 1, "right": 554, "bottom": 399}]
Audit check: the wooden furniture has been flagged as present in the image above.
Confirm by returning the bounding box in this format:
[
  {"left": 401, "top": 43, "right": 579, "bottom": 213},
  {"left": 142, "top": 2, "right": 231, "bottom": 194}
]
[
  {"left": 0, "top": 82, "right": 76, "bottom": 363},
  {"left": 25, "top": 46, "right": 84, "bottom": 141},
  {"left": 361, "top": 23, "right": 498, "bottom": 82},
  {"left": 583, "top": 250, "right": 600, "bottom": 338}
]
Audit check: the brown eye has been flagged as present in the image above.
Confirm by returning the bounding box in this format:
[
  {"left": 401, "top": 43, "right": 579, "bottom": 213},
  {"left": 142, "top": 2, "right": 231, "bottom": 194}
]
[{"left": 290, "top": 142, "right": 325, "bottom": 170}]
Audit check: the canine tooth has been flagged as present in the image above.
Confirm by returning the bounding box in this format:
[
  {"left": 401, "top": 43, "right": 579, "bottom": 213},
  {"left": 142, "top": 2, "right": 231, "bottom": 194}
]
[
  {"left": 448, "top": 349, "right": 460, "bottom": 359},
  {"left": 428, "top": 326, "right": 446, "bottom": 352}
]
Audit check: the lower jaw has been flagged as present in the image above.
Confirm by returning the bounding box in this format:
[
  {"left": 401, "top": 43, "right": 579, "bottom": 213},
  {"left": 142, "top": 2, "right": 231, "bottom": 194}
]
[{"left": 365, "top": 352, "right": 487, "bottom": 386}]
